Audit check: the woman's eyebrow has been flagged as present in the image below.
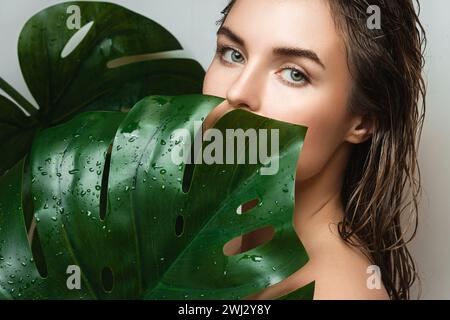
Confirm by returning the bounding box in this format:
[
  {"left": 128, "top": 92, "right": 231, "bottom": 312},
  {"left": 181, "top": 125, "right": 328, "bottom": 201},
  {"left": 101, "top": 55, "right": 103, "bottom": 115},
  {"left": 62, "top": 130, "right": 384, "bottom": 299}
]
[
  {"left": 217, "top": 25, "right": 326, "bottom": 70},
  {"left": 217, "top": 26, "right": 246, "bottom": 46},
  {"left": 273, "top": 47, "right": 325, "bottom": 70}
]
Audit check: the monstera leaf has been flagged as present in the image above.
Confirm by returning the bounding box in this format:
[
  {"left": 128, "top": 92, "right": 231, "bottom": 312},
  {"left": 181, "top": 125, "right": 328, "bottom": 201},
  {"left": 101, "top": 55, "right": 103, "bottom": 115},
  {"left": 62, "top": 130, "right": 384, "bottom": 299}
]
[
  {"left": 0, "top": 1, "right": 205, "bottom": 175},
  {"left": 0, "top": 94, "right": 313, "bottom": 299}
]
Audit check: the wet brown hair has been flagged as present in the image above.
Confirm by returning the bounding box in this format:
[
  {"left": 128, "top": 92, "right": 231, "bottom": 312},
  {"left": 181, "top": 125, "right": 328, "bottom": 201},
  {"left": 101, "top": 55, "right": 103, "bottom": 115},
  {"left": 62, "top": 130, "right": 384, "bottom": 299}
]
[{"left": 216, "top": 0, "right": 426, "bottom": 300}]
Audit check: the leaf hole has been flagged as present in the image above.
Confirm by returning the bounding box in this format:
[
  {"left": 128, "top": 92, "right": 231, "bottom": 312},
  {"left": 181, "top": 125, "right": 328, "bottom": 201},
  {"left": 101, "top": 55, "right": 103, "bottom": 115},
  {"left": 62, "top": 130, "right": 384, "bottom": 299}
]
[
  {"left": 236, "top": 198, "right": 260, "bottom": 215},
  {"left": 60, "top": 21, "right": 95, "bottom": 58},
  {"left": 23, "top": 156, "right": 48, "bottom": 278},
  {"left": 107, "top": 50, "right": 186, "bottom": 69},
  {"left": 223, "top": 226, "right": 275, "bottom": 256},
  {"left": 30, "top": 226, "right": 48, "bottom": 278},
  {"left": 101, "top": 266, "right": 114, "bottom": 293},
  {"left": 23, "top": 155, "right": 34, "bottom": 235},
  {"left": 182, "top": 163, "right": 194, "bottom": 194},
  {"left": 182, "top": 129, "right": 200, "bottom": 193},
  {"left": 175, "top": 215, "right": 184, "bottom": 237},
  {"left": 99, "top": 143, "right": 113, "bottom": 221}
]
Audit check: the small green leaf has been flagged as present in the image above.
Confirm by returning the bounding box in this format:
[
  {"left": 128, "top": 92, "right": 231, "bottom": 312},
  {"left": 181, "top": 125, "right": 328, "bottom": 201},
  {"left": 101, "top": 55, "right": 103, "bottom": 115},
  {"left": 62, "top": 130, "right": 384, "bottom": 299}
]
[{"left": 18, "top": 1, "right": 205, "bottom": 123}]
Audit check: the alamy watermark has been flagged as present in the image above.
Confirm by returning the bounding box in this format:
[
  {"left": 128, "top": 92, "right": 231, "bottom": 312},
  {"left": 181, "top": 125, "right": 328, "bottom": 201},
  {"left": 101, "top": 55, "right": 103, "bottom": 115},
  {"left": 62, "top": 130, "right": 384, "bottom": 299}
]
[
  {"left": 169, "top": 121, "right": 280, "bottom": 176},
  {"left": 66, "top": 265, "right": 81, "bottom": 290},
  {"left": 366, "top": 265, "right": 382, "bottom": 290},
  {"left": 66, "top": 5, "right": 81, "bottom": 30},
  {"left": 367, "top": 5, "right": 381, "bottom": 30}
]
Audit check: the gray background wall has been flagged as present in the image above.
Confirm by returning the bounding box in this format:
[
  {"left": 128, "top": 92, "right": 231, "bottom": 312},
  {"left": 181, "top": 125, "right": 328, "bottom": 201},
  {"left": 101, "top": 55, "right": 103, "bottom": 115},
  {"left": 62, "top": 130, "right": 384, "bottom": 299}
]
[
  {"left": 0, "top": 0, "right": 448, "bottom": 299},
  {"left": 408, "top": 0, "right": 450, "bottom": 300}
]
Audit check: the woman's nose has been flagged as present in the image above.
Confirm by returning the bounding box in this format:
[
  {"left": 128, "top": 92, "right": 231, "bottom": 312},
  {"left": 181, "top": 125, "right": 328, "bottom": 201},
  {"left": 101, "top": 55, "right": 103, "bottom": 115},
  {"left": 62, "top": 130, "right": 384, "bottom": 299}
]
[{"left": 226, "top": 63, "right": 263, "bottom": 113}]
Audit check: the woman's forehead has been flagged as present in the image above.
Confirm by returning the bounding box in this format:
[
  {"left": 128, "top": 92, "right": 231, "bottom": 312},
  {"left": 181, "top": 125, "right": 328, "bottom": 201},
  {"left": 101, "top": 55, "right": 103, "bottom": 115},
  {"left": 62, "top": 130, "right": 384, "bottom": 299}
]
[{"left": 220, "top": 0, "right": 345, "bottom": 67}]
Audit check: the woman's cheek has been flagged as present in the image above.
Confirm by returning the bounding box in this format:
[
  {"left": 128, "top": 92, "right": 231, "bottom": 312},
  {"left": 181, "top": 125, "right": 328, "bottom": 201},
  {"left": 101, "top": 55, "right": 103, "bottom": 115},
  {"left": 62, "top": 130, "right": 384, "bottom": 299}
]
[
  {"left": 202, "top": 67, "right": 221, "bottom": 97},
  {"left": 294, "top": 113, "right": 347, "bottom": 181},
  {"left": 203, "top": 62, "right": 222, "bottom": 95},
  {"left": 295, "top": 127, "right": 327, "bottom": 181},
  {"left": 203, "top": 60, "right": 237, "bottom": 98}
]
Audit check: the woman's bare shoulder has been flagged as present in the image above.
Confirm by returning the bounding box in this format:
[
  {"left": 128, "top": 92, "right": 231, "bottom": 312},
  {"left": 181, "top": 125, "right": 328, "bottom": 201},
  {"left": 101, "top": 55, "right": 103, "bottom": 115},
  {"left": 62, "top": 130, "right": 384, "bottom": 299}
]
[
  {"left": 308, "top": 225, "right": 390, "bottom": 300},
  {"left": 244, "top": 218, "right": 390, "bottom": 300}
]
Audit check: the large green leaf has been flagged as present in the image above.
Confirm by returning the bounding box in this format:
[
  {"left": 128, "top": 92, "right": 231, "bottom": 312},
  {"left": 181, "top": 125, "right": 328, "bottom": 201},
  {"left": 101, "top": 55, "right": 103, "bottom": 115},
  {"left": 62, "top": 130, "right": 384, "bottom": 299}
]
[
  {"left": 0, "top": 1, "right": 205, "bottom": 175},
  {"left": 0, "top": 94, "right": 312, "bottom": 299}
]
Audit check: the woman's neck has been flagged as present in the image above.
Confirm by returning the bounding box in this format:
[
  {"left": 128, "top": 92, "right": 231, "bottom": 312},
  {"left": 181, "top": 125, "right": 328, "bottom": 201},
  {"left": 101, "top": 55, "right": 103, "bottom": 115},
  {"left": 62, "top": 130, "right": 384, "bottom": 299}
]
[{"left": 293, "top": 142, "right": 351, "bottom": 257}]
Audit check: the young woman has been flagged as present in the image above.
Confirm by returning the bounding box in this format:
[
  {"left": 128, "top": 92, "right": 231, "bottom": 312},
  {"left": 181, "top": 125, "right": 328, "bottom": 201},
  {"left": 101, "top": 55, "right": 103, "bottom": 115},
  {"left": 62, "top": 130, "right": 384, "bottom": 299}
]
[{"left": 202, "top": 0, "right": 426, "bottom": 300}]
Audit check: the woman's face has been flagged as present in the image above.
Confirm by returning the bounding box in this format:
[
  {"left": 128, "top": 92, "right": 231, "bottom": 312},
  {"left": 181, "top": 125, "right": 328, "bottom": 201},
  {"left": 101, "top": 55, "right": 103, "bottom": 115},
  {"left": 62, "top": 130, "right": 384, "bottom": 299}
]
[{"left": 202, "top": 0, "right": 365, "bottom": 182}]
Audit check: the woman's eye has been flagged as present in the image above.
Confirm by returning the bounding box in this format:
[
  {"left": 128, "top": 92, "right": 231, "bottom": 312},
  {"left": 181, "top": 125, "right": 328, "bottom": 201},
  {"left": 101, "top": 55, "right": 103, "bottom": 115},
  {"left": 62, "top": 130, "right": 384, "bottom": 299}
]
[
  {"left": 279, "top": 68, "right": 309, "bottom": 86},
  {"left": 220, "top": 47, "right": 245, "bottom": 64}
]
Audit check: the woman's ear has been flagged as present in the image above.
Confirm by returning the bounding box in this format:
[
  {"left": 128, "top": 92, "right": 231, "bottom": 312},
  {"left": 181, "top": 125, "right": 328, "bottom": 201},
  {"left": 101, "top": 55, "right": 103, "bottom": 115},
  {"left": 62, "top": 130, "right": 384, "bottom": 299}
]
[{"left": 345, "top": 114, "right": 374, "bottom": 144}]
